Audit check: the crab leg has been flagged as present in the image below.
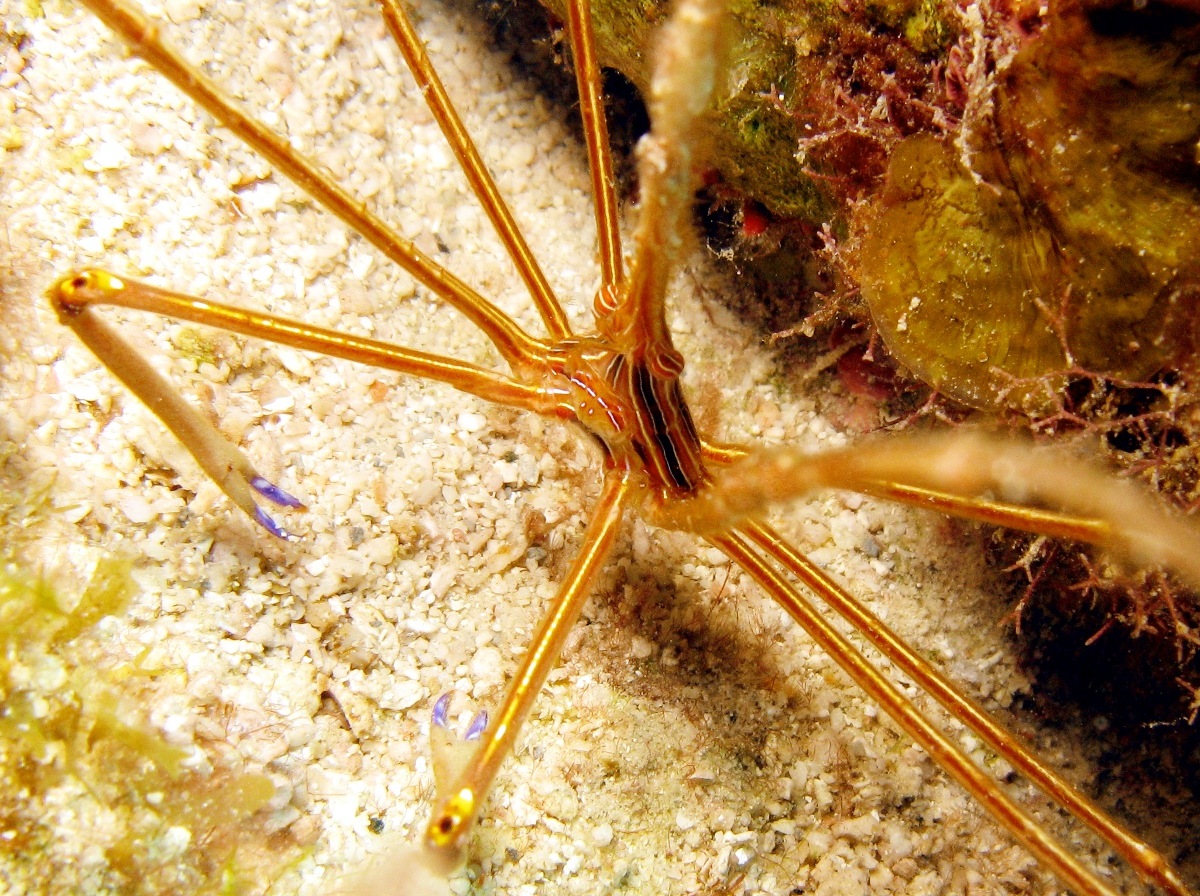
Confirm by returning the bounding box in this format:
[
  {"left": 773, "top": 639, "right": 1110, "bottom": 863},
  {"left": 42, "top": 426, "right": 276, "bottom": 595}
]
[
  {"left": 50, "top": 270, "right": 567, "bottom": 536},
  {"left": 743, "top": 519, "right": 1191, "bottom": 896},
  {"left": 715, "top": 528, "right": 1125, "bottom": 896},
  {"left": 699, "top": 439, "right": 1117, "bottom": 549},
  {"left": 52, "top": 295, "right": 299, "bottom": 538},
  {"left": 421, "top": 468, "right": 633, "bottom": 866},
  {"left": 51, "top": 271, "right": 559, "bottom": 413},
  {"left": 659, "top": 433, "right": 1200, "bottom": 590},
  {"left": 856, "top": 479, "right": 1112, "bottom": 542},
  {"left": 564, "top": 0, "right": 624, "bottom": 290},
  {"left": 77, "top": 0, "right": 548, "bottom": 373},
  {"left": 379, "top": 0, "right": 572, "bottom": 341}
]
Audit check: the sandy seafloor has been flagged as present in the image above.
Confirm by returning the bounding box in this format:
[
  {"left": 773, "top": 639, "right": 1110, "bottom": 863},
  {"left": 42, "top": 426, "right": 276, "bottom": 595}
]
[{"left": 0, "top": 0, "right": 1194, "bottom": 894}]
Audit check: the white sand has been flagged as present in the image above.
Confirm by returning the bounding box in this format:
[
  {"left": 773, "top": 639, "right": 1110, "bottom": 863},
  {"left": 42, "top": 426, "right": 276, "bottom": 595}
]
[{"left": 0, "top": 0, "right": 1178, "bottom": 893}]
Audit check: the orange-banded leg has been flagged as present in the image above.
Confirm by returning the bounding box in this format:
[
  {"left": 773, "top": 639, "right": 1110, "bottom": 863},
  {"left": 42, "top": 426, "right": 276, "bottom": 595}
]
[
  {"left": 420, "top": 467, "right": 635, "bottom": 867},
  {"left": 411, "top": 0, "right": 637, "bottom": 863},
  {"left": 564, "top": 0, "right": 623, "bottom": 290},
  {"left": 55, "top": 0, "right": 582, "bottom": 536},
  {"left": 679, "top": 436, "right": 1196, "bottom": 896},
  {"left": 47, "top": 270, "right": 572, "bottom": 536},
  {"left": 74, "top": 0, "right": 556, "bottom": 374},
  {"left": 377, "top": 0, "right": 571, "bottom": 342},
  {"left": 668, "top": 435, "right": 1200, "bottom": 592},
  {"left": 714, "top": 528, "right": 1127, "bottom": 896},
  {"left": 740, "top": 519, "right": 1190, "bottom": 896}
]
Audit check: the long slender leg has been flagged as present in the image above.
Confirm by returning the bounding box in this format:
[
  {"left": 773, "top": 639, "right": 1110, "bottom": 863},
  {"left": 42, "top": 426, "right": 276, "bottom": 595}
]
[
  {"left": 379, "top": 0, "right": 571, "bottom": 342},
  {"left": 700, "top": 439, "right": 1113, "bottom": 542},
  {"left": 55, "top": 300, "right": 301, "bottom": 537},
  {"left": 657, "top": 433, "right": 1200, "bottom": 589},
  {"left": 743, "top": 519, "right": 1192, "bottom": 896},
  {"left": 77, "top": 0, "right": 547, "bottom": 373},
  {"left": 856, "top": 480, "right": 1112, "bottom": 543},
  {"left": 51, "top": 271, "right": 560, "bottom": 413},
  {"left": 49, "top": 270, "right": 567, "bottom": 535},
  {"left": 700, "top": 440, "right": 1114, "bottom": 544},
  {"left": 700, "top": 437, "right": 1111, "bottom": 539},
  {"left": 564, "top": 0, "right": 624, "bottom": 291},
  {"left": 714, "top": 528, "right": 1124, "bottom": 896},
  {"left": 421, "top": 468, "right": 633, "bottom": 869}
]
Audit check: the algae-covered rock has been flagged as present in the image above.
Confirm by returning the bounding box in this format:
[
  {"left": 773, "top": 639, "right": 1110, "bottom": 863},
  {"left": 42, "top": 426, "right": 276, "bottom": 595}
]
[
  {"left": 547, "top": 0, "right": 1200, "bottom": 414},
  {"left": 538, "top": 0, "right": 957, "bottom": 219},
  {"left": 855, "top": 135, "right": 1064, "bottom": 409},
  {"left": 855, "top": 1, "right": 1200, "bottom": 410}
]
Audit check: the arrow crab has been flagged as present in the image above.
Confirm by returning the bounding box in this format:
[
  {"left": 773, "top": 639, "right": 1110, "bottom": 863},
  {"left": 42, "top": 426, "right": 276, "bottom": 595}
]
[{"left": 3, "top": 0, "right": 1199, "bottom": 892}]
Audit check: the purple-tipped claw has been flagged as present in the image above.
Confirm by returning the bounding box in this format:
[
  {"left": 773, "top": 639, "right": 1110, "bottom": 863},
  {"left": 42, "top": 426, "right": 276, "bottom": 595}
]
[
  {"left": 432, "top": 693, "right": 452, "bottom": 729},
  {"left": 251, "top": 476, "right": 305, "bottom": 508},
  {"left": 432, "top": 694, "right": 487, "bottom": 740},
  {"left": 465, "top": 710, "right": 488, "bottom": 741},
  {"left": 253, "top": 505, "right": 294, "bottom": 541}
]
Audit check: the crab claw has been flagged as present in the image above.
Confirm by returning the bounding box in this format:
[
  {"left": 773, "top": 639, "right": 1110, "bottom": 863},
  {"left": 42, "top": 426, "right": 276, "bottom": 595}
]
[
  {"left": 429, "top": 694, "right": 489, "bottom": 807},
  {"left": 251, "top": 476, "right": 305, "bottom": 509},
  {"left": 247, "top": 476, "right": 307, "bottom": 540},
  {"left": 48, "top": 271, "right": 309, "bottom": 541},
  {"left": 431, "top": 692, "right": 452, "bottom": 729},
  {"left": 464, "top": 708, "right": 488, "bottom": 741},
  {"left": 251, "top": 506, "right": 291, "bottom": 540}
]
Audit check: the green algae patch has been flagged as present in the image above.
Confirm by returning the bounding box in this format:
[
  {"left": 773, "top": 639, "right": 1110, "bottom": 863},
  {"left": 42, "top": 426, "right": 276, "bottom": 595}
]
[
  {"left": 173, "top": 327, "right": 220, "bottom": 368},
  {"left": 855, "top": 4, "right": 1200, "bottom": 411},
  {"left": 0, "top": 562, "right": 288, "bottom": 895}
]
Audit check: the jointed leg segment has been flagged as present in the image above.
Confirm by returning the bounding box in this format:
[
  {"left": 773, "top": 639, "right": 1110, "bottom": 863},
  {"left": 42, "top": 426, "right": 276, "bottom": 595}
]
[
  {"left": 48, "top": 268, "right": 569, "bottom": 536},
  {"left": 378, "top": 0, "right": 572, "bottom": 342},
  {"left": 50, "top": 271, "right": 560, "bottom": 414},
  {"left": 564, "top": 0, "right": 624, "bottom": 291},
  {"left": 51, "top": 285, "right": 303, "bottom": 537},
  {"left": 422, "top": 469, "right": 634, "bottom": 866},
  {"left": 716, "top": 528, "right": 1126, "bottom": 896},
  {"left": 658, "top": 433, "right": 1200, "bottom": 590},
  {"left": 741, "top": 519, "right": 1191, "bottom": 896},
  {"left": 78, "top": 0, "right": 548, "bottom": 372}
]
